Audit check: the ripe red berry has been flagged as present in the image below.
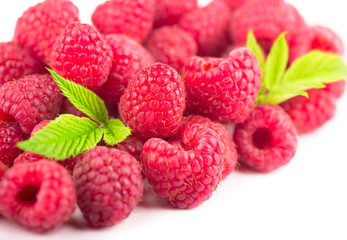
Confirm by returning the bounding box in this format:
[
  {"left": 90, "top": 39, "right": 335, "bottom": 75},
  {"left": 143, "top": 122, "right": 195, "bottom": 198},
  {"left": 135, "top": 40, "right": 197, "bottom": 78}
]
[
  {"left": 144, "top": 26, "right": 197, "bottom": 72},
  {"left": 0, "top": 160, "right": 76, "bottom": 232},
  {"left": 96, "top": 34, "right": 155, "bottom": 104},
  {"left": 141, "top": 123, "right": 225, "bottom": 209},
  {"left": 0, "top": 42, "right": 43, "bottom": 87},
  {"left": 92, "top": 0, "right": 155, "bottom": 42},
  {"left": 183, "top": 115, "right": 238, "bottom": 179},
  {"left": 179, "top": 0, "right": 231, "bottom": 56},
  {"left": 183, "top": 48, "right": 262, "bottom": 123},
  {"left": 0, "top": 74, "right": 63, "bottom": 135},
  {"left": 114, "top": 136, "right": 144, "bottom": 161},
  {"left": 230, "top": 0, "right": 305, "bottom": 53},
  {"left": 0, "top": 120, "right": 26, "bottom": 166},
  {"left": 280, "top": 89, "right": 336, "bottom": 134},
  {"left": 14, "top": 0, "right": 79, "bottom": 64},
  {"left": 50, "top": 22, "right": 113, "bottom": 90},
  {"left": 73, "top": 147, "right": 144, "bottom": 228},
  {"left": 233, "top": 104, "right": 298, "bottom": 172},
  {"left": 119, "top": 63, "right": 185, "bottom": 139},
  {"left": 154, "top": 0, "right": 197, "bottom": 27}
]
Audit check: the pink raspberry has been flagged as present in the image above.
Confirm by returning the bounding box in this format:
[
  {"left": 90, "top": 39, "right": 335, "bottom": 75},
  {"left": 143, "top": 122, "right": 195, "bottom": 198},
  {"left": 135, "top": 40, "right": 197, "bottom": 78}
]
[
  {"left": 183, "top": 48, "right": 262, "bottom": 123},
  {"left": 0, "top": 120, "right": 26, "bottom": 166},
  {"left": 289, "top": 26, "right": 345, "bottom": 98},
  {"left": 144, "top": 26, "right": 197, "bottom": 72},
  {"left": 141, "top": 123, "right": 225, "bottom": 209},
  {"left": 230, "top": 0, "right": 305, "bottom": 53},
  {"left": 0, "top": 161, "right": 7, "bottom": 179},
  {"left": 92, "top": 0, "right": 155, "bottom": 42},
  {"left": 233, "top": 104, "right": 298, "bottom": 172},
  {"left": 154, "top": 0, "right": 197, "bottom": 27},
  {"left": 96, "top": 34, "right": 155, "bottom": 104},
  {"left": 119, "top": 63, "right": 185, "bottom": 139},
  {"left": 14, "top": 0, "right": 79, "bottom": 64},
  {"left": 0, "top": 42, "right": 43, "bottom": 87},
  {"left": 13, "top": 151, "right": 45, "bottom": 165},
  {"left": 73, "top": 146, "right": 143, "bottom": 228},
  {"left": 280, "top": 89, "right": 336, "bottom": 134},
  {"left": 0, "top": 74, "right": 63, "bottom": 135},
  {"left": 50, "top": 22, "right": 113, "bottom": 91},
  {"left": 0, "top": 160, "right": 76, "bottom": 232},
  {"left": 183, "top": 115, "right": 238, "bottom": 179},
  {"left": 179, "top": 0, "right": 231, "bottom": 56}
]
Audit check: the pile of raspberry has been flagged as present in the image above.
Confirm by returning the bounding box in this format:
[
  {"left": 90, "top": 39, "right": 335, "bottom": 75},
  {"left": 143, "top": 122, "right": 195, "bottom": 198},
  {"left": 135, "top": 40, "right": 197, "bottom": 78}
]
[{"left": 0, "top": 0, "right": 344, "bottom": 232}]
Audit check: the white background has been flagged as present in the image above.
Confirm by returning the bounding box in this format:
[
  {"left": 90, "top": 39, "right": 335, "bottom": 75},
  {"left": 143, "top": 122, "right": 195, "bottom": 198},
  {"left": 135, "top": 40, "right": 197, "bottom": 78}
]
[{"left": 0, "top": 0, "right": 346, "bottom": 239}]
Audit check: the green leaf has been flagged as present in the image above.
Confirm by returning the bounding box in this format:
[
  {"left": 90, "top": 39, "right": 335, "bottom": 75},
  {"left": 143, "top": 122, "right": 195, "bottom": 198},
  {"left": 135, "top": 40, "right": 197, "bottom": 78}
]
[
  {"left": 258, "top": 50, "right": 347, "bottom": 104},
  {"left": 47, "top": 68, "right": 109, "bottom": 124},
  {"left": 18, "top": 114, "right": 103, "bottom": 160},
  {"left": 246, "top": 31, "right": 265, "bottom": 70},
  {"left": 283, "top": 50, "right": 347, "bottom": 84},
  {"left": 102, "top": 119, "right": 131, "bottom": 146},
  {"left": 263, "top": 33, "right": 288, "bottom": 89}
]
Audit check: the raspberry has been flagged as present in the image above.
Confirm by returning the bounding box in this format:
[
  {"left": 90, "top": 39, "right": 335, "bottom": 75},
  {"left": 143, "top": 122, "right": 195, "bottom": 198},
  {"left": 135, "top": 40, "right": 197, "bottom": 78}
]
[
  {"left": 73, "top": 146, "right": 143, "bottom": 227},
  {"left": 289, "top": 26, "right": 346, "bottom": 98},
  {"left": 183, "top": 115, "right": 237, "bottom": 179},
  {"left": 96, "top": 34, "right": 155, "bottom": 104},
  {"left": 154, "top": 0, "right": 197, "bottom": 27},
  {"left": 114, "top": 136, "right": 144, "bottom": 161},
  {"left": 50, "top": 22, "right": 113, "bottom": 91},
  {"left": 0, "top": 120, "right": 26, "bottom": 166},
  {"left": 0, "top": 74, "right": 63, "bottom": 135},
  {"left": 233, "top": 104, "right": 298, "bottom": 172},
  {"left": 141, "top": 123, "right": 224, "bottom": 209},
  {"left": 119, "top": 63, "right": 185, "bottom": 139},
  {"left": 92, "top": 0, "right": 155, "bottom": 42},
  {"left": 144, "top": 26, "right": 198, "bottom": 72},
  {"left": 14, "top": 0, "right": 79, "bottom": 64},
  {"left": 230, "top": 0, "right": 305, "bottom": 53},
  {"left": 0, "top": 42, "right": 43, "bottom": 87},
  {"left": 280, "top": 89, "right": 336, "bottom": 134},
  {"left": 183, "top": 47, "right": 262, "bottom": 123},
  {"left": 13, "top": 151, "right": 44, "bottom": 165},
  {"left": 217, "top": 0, "right": 248, "bottom": 11},
  {"left": 0, "top": 160, "right": 76, "bottom": 232},
  {"left": 0, "top": 161, "right": 7, "bottom": 179},
  {"left": 179, "top": 0, "right": 231, "bottom": 56}
]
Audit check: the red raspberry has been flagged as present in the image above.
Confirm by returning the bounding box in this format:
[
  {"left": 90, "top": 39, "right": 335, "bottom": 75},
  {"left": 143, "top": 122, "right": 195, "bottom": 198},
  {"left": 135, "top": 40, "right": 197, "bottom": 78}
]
[
  {"left": 183, "top": 48, "right": 262, "bottom": 123},
  {"left": 280, "top": 89, "right": 336, "bottom": 134},
  {"left": 0, "top": 74, "right": 63, "bottom": 135},
  {"left": 217, "top": 0, "right": 248, "bottom": 11},
  {"left": 233, "top": 104, "right": 298, "bottom": 172},
  {"left": 50, "top": 22, "right": 113, "bottom": 91},
  {"left": 0, "top": 160, "right": 8, "bottom": 179},
  {"left": 154, "top": 0, "right": 197, "bottom": 27},
  {"left": 119, "top": 63, "right": 185, "bottom": 139},
  {"left": 96, "top": 34, "right": 155, "bottom": 104},
  {"left": 289, "top": 26, "right": 345, "bottom": 98},
  {"left": 14, "top": 0, "right": 79, "bottom": 64},
  {"left": 179, "top": 0, "right": 231, "bottom": 56},
  {"left": 0, "top": 42, "right": 43, "bottom": 87},
  {"left": 0, "top": 160, "right": 76, "bottom": 232},
  {"left": 13, "top": 151, "right": 44, "bottom": 165},
  {"left": 0, "top": 120, "right": 26, "bottom": 166},
  {"left": 92, "top": 0, "right": 155, "bottom": 42},
  {"left": 73, "top": 146, "right": 143, "bottom": 227},
  {"left": 144, "top": 26, "right": 198, "bottom": 72},
  {"left": 141, "top": 123, "right": 224, "bottom": 209},
  {"left": 114, "top": 136, "right": 144, "bottom": 161},
  {"left": 183, "top": 115, "right": 237, "bottom": 179},
  {"left": 230, "top": 0, "right": 305, "bottom": 53}
]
